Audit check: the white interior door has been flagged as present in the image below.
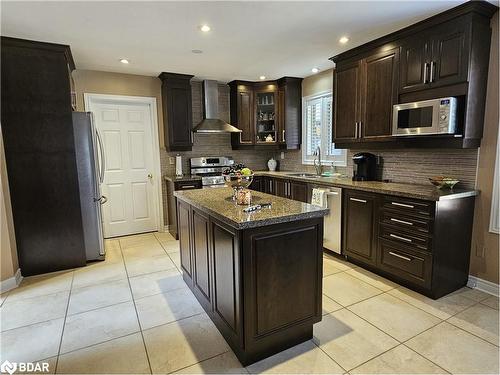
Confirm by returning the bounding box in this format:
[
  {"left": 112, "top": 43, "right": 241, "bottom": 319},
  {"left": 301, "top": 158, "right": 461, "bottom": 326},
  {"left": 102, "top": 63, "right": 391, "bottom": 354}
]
[{"left": 86, "top": 95, "right": 160, "bottom": 238}]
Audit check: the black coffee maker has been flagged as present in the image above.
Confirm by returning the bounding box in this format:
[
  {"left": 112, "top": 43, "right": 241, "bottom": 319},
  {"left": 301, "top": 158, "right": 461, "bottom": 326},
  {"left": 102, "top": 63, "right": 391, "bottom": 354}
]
[{"left": 352, "top": 152, "right": 377, "bottom": 181}]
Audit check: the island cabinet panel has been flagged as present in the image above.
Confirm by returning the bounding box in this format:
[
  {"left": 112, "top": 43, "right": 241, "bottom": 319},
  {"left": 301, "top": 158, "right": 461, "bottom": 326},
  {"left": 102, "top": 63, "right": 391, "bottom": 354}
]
[
  {"left": 343, "top": 190, "right": 379, "bottom": 266},
  {"left": 177, "top": 200, "right": 193, "bottom": 283},
  {"left": 191, "top": 209, "right": 212, "bottom": 310},
  {"left": 211, "top": 221, "right": 242, "bottom": 345},
  {"left": 175, "top": 190, "right": 326, "bottom": 366},
  {"left": 241, "top": 218, "right": 323, "bottom": 364}
]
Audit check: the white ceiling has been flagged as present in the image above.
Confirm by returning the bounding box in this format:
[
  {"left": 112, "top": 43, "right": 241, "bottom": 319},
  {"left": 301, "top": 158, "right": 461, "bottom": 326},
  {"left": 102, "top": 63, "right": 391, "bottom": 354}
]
[{"left": 1, "top": 1, "right": 465, "bottom": 82}]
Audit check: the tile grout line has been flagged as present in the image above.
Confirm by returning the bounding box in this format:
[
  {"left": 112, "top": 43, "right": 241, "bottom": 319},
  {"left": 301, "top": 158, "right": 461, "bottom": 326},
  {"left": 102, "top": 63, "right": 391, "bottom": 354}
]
[
  {"left": 118, "top": 237, "right": 154, "bottom": 375},
  {"left": 53, "top": 270, "right": 75, "bottom": 374},
  {"left": 166, "top": 350, "right": 232, "bottom": 374},
  {"left": 310, "top": 338, "right": 348, "bottom": 374},
  {"left": 401, "top": 343, "right": 452, "bottom": 374},
  {"left": 155, "top": 233, "right": 183, "bottom": 274}
]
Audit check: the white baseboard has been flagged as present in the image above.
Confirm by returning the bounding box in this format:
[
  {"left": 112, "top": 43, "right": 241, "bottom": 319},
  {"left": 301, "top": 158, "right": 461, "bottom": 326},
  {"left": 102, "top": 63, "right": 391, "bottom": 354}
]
[
  {"left": 467, "top": 275, "right": 499, "bottom": 297},
  {"left": 0, "top": 268, "right": 23, "bottom": 293}
]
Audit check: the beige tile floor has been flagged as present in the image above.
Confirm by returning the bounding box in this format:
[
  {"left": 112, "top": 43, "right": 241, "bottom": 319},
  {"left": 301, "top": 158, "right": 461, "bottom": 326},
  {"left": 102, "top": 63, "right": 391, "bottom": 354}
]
[{"left": 0, "top": 232, "right": 498, "bottom": 374}]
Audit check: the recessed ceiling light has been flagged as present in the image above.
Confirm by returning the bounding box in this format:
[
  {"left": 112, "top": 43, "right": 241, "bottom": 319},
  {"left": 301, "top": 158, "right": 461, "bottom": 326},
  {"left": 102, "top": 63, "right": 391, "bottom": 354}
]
[
  {"left": 200, "top": 25, "right": 211, "bottom": 32},
  {"left": 119, "top": 59, "right": 130, "bottom": 64},
  {"left": 311, "top": 67, "right": 319, "bottom": 73},
  {"left": 339, "top": 36, "right": 349, "bottom": 44},
  {"left": 191, "top": 49, "right": 203, "bottom": 54},
  {"left": 259, "top": 76, "right": 266, "bottom": 80}
]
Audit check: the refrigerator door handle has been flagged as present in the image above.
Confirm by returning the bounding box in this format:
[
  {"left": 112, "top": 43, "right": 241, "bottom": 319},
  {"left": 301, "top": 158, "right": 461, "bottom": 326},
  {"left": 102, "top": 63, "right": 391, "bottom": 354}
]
[{"left": 96, "top": 129, "right": 105, "bottom": 183}]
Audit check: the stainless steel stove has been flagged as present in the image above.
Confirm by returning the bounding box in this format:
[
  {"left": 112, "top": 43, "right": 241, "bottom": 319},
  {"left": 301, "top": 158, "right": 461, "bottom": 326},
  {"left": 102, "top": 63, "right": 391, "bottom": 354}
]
[{"left": 190, "top": 156, "right": 234, "bottom": 187}]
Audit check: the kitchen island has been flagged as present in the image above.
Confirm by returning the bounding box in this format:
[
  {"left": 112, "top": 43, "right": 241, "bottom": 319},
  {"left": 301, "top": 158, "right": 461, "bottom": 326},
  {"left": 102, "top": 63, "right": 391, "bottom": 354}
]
[{"left": 174, "top": 187, "right": 329, "bottom": 365}]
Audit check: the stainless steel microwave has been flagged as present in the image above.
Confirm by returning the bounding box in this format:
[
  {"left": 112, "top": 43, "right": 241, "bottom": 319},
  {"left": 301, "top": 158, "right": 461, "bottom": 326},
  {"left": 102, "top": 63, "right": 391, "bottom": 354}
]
[{"left": 392, "top": 97, "right": 458, "bottom": 136}]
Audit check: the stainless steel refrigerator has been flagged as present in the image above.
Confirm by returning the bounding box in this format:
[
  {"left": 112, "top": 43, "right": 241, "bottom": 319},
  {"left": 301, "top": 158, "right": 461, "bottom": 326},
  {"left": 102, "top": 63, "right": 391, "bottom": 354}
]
[{"left": 73, "top": 112, "right": 106, "bottom": 261}]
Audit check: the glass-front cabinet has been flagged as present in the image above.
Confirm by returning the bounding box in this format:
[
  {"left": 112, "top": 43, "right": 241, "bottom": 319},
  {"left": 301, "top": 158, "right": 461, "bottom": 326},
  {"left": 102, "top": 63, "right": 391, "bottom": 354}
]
[
  {"left": 255, "top": 89, "right": 277, "bottom": 144},
  {"left": 229, "top": 78, "right": 302, "bottom": 150}
]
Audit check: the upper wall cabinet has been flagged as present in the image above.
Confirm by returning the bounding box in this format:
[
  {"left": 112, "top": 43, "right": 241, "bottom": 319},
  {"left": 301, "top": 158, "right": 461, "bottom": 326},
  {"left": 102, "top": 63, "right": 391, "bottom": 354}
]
[
  {"left": 334, "top": 48, "right": 399, "bottom": 142},
  {"left": 400, "top": 17, "right": 469, "bottom": 93},
  {"left": 331, "top": 1, "right": 497, "bottom": 149},
  {"left": 159, "top": 72, "right": 194, "bottom": 151},
  {"left": 229, "top": 77, "right": 302, "bottom": 150}
]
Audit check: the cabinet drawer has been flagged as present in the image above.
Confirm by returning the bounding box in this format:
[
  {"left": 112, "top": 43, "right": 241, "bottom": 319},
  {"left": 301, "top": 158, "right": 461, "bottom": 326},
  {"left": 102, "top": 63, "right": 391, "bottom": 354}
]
[
  {"left": 380, "top": 209, "right": 432, "bottom": 235},
  {"left": 383, "top": 196, "right": 434, "bottom": 218},
  {"left": 174, "top": 180, "right": 202, "bottom": 190},
  {"left": 380, "top": 223, "right": 431, "bottom": 251},
  {"left": 378, "top": 240, "right": 432, "bottom": 289}
]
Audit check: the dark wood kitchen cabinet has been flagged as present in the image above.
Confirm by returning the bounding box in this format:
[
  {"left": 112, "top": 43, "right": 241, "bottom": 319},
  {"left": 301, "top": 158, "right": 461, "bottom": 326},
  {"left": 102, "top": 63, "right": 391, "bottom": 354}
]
[
  {"left": 342, "top": 189, "right": 476, "bottom": 299},
  {"left": 229, "top": 77, "right": 302, "bottom": 150},
  {"left": 334, "top": 48, "right": 398, "bottom": 142},
  {"left": 1, "top": 37, "right": 87, "bottom": 276},
  {"left": 177, "top": 196, "right": 323, "bottom": 365},
  {"left": 277, "top": 77, "right": 303, "bottom": 149},
  {"left": 334, "top": 62, "right": 360, "bottom": 142},
  {"left": 361, "top": 48, "right": 399, "bottom": 139},
  {"left": 399, "top": 17, "right": 469, "bottom": 93},
  {"left": 191, "top": 208, "right": 212, "bottom": 311},
  {"left": 159, "top": 72, "right": 194, "bottom": 151},
  {"left": 343, "top": 190, "right": 379, "bottom": 266},
  {"left": 289, "top": 181, "right": 308, "bottom": 202},
  {"left": 331, "top": 1, "right": 496, "bottom": 149},
  {"left": 166, "top": 178, "right": 202, "bottom": 239}
]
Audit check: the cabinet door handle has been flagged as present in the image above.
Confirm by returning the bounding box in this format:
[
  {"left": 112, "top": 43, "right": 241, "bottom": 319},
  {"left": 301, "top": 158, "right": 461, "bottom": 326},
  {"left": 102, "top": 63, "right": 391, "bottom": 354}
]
[
  {"left": 354, "top": 122, "right": 358, "bottom": 138},
  {"left": 358, "top": 122, "right": 362, "bottom": 138},
  {"left": 391, "top": 202, "right": 414, "bottom": 209},
  {"left": 430, "top": 61, "right": 435, "bottom": 83},
  {"left": 389, "top": 233, "right": 412, "bottom": 243},
  {"left": 423, "top": 62, "right": 429, "bottom": 84},
  {"left": 390, "top": 218, "right": 413, "bottom": 226},
  {"left": 389, "top": 251, "right": 412, "bottom": 262},
  {"left": 282, "top": 129, "right": 285, "bottom": 142},
  {"left": 350, "top": 197, "right": 367, "bottom": 203}
]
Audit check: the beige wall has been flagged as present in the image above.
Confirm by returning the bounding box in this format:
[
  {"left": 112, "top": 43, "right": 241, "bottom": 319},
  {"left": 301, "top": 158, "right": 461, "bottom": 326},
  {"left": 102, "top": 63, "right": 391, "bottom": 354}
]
[
  {"left": 73, "top": 70, "right": 165, "bottom": 148},
  {"left": 469, "top": 12, "right": 499, "bottom": 284},
  {"left": 1, "top": 130, "right": 19, "bottom": 282},
  {"left": 302, "top": 68, "right": 333, "bottom": 97}
]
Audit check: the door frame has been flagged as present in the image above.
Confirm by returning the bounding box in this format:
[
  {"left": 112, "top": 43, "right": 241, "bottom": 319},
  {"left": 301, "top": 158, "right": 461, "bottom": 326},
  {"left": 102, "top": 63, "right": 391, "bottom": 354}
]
[{"left": 83, "top": 93, "right": 164, "bottom": 234}]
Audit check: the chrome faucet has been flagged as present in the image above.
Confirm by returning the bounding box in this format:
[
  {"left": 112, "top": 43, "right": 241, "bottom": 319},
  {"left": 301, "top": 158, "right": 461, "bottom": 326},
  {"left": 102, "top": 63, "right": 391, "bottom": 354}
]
[{"left": 313, "top": 146, "right": 323, "bottom": 176}]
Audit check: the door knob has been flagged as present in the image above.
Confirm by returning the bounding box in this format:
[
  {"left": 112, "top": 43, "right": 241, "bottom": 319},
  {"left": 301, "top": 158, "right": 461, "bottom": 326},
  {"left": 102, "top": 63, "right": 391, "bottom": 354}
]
[{"left": 148, "top": 173, "right": 153, "bottom": 179}]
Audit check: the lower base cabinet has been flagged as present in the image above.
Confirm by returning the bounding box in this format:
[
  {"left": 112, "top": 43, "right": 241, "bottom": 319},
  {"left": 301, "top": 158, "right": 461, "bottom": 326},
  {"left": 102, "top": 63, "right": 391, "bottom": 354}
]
[
  {"left": 250, "top": 175, "right": 308, "bottom": 203},
  {"left": 177, "top": 200, "right": 323, "bottom": 365},
  {"left": 342, "top": 189, "right": 475, "bottom": 299}
]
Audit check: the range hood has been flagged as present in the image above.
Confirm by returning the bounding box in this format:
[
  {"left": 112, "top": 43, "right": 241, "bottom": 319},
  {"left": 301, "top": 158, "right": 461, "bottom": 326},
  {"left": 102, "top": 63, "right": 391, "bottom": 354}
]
[{"left": 193, "top": 80, "right": 242, "bottom": 133}]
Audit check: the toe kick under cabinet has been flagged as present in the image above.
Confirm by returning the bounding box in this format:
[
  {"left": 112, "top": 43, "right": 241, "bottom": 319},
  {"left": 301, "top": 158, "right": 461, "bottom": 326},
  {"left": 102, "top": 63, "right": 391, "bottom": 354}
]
[{"left": 342, "top": 190, "right": 475, "bottom": 299}]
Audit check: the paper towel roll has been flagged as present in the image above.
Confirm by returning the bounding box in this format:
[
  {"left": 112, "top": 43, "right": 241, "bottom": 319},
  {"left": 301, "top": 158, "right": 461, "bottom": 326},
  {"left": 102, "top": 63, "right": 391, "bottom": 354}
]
[{"left": 175, "top": 155, "right": 183, "bottom": 176}]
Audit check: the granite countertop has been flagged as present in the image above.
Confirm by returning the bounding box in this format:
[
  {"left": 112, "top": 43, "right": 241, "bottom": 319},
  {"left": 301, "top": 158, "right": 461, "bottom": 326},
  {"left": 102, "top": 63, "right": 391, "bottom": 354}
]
[
  {"left": 175, "top": 187, "right": 329, "bottom": 229},
  {"left": 164, "top": 174, "right": 202, "bottom": 183},
  {"left": 254, "top": 171, "right": 479, "bottom": 201}
]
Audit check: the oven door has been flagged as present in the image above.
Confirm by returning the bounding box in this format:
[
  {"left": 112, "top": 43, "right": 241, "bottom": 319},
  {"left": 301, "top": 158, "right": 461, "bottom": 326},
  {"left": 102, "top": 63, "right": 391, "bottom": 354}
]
[{"left": 392, "top": 99, "right": 440, "bottom": 136}]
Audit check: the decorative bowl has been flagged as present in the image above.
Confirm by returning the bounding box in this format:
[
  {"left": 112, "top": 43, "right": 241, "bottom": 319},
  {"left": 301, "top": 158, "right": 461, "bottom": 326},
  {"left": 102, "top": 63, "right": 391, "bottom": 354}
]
[
  {"left": 429, "top": 176, "right": 460, "bottom": 189},
  {"left": 224, "top": 174, "right": 254, "bottom": 201}
]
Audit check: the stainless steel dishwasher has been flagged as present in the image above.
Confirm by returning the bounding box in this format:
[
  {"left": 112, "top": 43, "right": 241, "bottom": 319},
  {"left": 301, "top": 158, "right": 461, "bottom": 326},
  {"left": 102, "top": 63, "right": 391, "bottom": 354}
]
[{"left": 323, "top": 187, "right": 342, "bottom": 254}]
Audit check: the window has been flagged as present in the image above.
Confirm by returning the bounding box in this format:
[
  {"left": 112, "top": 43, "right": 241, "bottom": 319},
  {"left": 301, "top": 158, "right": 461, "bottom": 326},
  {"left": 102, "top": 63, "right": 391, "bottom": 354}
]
[{"left": 302, "top": 91, "right": 346, "bottom": 166}]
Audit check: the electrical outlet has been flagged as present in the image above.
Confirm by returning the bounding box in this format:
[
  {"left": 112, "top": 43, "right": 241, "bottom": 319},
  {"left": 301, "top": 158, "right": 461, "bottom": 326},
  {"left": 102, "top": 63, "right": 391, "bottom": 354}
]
[
  {"left": 280, "top": 152, "right": 285, "bottom": 160},
  {"left": 169, "top": 157, "right": 175, "bottom": 165}
]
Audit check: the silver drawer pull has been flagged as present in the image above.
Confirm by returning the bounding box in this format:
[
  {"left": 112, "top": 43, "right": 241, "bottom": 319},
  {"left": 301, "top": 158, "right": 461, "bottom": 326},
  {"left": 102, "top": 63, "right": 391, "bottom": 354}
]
[
  {"left": 391, "top": 202, "right": 414, "bottom": 209},
  {"left": 180, "top": 185, "right": 196, "bottom": 189},
  {"left": 390, "top": 218, "right": 413, "bottom": 226},
  {"left": 390, "top": 234, "right": 412, "bottom": 243},
  {"left": 389, "top": 251, "right": 412, "bottom": 262},
  {"left": 350, "top": 198, "right": 367, "bottom": 203}
]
